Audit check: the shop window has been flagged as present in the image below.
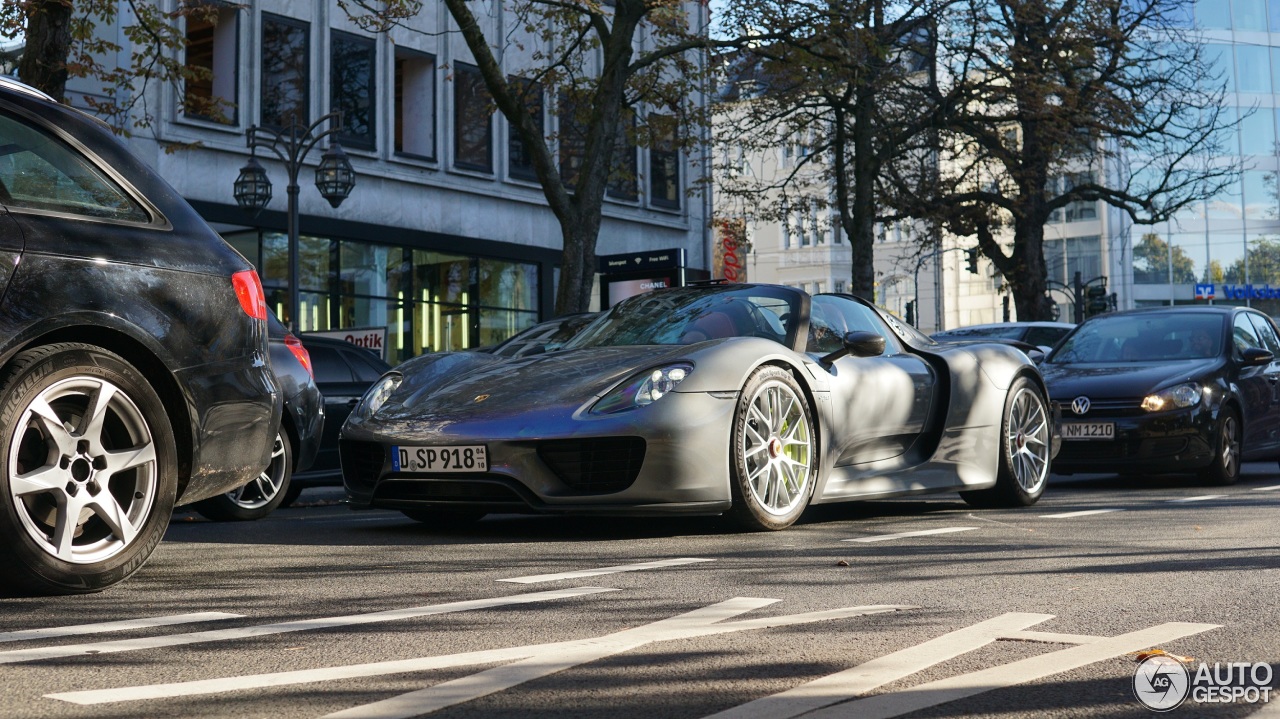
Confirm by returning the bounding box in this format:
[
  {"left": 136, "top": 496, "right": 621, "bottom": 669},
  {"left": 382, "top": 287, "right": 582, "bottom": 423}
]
[
  {"left": 648, "top": 113, "right": 680, "bottom": 209},
  {"left": 183, "top": 3, "right": 237, "bottom": 123},
  {"left": 395, "top": 50, "right": 435, "bottom": 159},
  {"left": 507, "top": 76, "right": 543, "bottom": 182},
  {"left": 479, "top": 258, "right": 538, "bottom": 311},
  {"left": 340, "top": 241, "right": 406, "bottom": 298},
  {"left": 260, "top": 14, "right": 309, "bottom": 129},
  {"left": 262, "top": 233, "right": 332, "bottom": 292},
  {"left": 331, "top": 31, "right": 377, "bottom": 150},
  {"left": 453, "top": 63, "right": 493, "bottom": 172}
]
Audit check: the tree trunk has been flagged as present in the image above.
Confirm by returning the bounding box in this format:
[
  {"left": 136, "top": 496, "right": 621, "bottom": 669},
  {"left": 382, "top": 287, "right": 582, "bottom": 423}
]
[
  {"left": 848, "top": 78, "right": 878, "bottom": 299},
  {"left": 1007, "top": 216, "right": 1054, "bottom": 321},
  {"left": 554, "top": 209, "right": 603, "bottom": 315},
  {"left": 18, "top": 0, "right": 74, "bottom": 101}
]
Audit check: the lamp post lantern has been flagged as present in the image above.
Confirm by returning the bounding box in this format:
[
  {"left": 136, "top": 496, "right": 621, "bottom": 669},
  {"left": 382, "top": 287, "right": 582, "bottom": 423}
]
[{"left": 233, "top": 112, "right": 354, "bottom": 332}]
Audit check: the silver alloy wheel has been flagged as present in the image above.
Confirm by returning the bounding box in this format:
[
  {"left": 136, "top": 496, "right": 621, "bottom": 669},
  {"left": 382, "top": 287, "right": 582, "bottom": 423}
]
[
  {"left": 741, "top": 380, "right": 813, "bottom": 516},
  {"left": 225, "top": 432, "right": 287, "bottom": 509},
  {"left": 7, "top": 376, "right": 158, "bottom": 564},
  {"left": 1006, "top": 386, "right": 1050, "bottom": 494},
  {"left": 1220, "top": 414, "right": 1240, "bottom": 477}
]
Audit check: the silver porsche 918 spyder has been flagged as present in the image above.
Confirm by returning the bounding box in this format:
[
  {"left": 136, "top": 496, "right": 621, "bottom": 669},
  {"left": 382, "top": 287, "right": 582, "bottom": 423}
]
[{"left": 341, "top": 283, "right": 1058, "bottom": 530}]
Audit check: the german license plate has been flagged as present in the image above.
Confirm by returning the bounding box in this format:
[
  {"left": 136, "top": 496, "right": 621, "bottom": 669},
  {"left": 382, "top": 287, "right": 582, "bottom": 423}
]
[
  {"left": 1061, "top": 422, "right": 1115, "bottom": 441},
  {"left": 392, "top": 445, "right": 488, "bottom": 472}
]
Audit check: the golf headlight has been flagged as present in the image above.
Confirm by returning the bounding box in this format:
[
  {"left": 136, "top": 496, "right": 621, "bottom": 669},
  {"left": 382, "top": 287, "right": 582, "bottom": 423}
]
[
  {"left": 354, "top": 373, "right": 402, "bottom": 419},
  {"left": 1141, "top": 382, "right": 1202, "bottom": 412},
  {"left": 592, "top": 364, "right": 693, "bottom": 414}
]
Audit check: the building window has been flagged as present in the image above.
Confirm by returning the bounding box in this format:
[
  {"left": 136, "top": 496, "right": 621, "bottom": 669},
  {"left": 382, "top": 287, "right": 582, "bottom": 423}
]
[
  {"left": 558, "top": 90, "right": 586, "bottom": 188},
  {"left": 394, "top": 50, "right": 435, "bottom": 159},
  {"left": 834, "top": 280, "right": 846, "bottom": 293},
  {"left": 507, "top": 76, "right": 543, "bottom": 182},
  {"left": 331, "top": 31, "right": 376, "bottom": 150},
  {"left": 607, "top": 109, "right": 638, "bottom": 201},
  {"left": 183, "top": 3, "right": 237, "bottom": 124},
  {"left": 260, "top": 14, "right": 309, "bottom": 129},
  {"left": 453, "top": 63, "right": 493, "bottom": 173},
  {"left": 648, "top": 113, "right": 680, "bottom": 209},
  {"left": 1064, "top": 173, "right": 1097, "bottom": 222}
]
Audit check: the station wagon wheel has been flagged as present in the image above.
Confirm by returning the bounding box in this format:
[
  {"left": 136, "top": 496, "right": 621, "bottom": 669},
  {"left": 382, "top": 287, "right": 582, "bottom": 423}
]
[
  {"left": 192, "top": 432, "right": 293, "bottom": 521},
  {"left": 0, "top": 343, "right": 177, "bottom": 595},
  {"left": 962, "top": 377, "right": 1049, "bottom": 508},
  {"left": 1199, "top": 407, "right": 1240, "bottom": 486},
  {"left": 729, "top": 366, "right": 816, "bottom": 531}
]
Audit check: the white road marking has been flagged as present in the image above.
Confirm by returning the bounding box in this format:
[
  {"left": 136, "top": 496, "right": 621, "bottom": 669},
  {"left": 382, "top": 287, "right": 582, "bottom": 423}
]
[
  {"left": 1168, "top": 495, "right": 1226, "bottom": 503},
  {"left": 1251, "top": 484, "right": 1280, "bottom": 491},
  {"left": 1, "top": 587, "right": 614, "bottom": 666},
  {"left": 48, "top": 602, "right": 914, "bottom": 708},
  {"left": 498, "top": 558, "right": 713, "bottom": 584},
  {"left": 802, "top": 621, "right": 1218, "bottom": 719},
  {"left": 842, "top": 527, "right": 977, "bottom": 543},
  {"left": 1039, "top": 509, "right": 1125, "bottom": 518},
  {"left": 702, "top": 613, "right": 1053, "bottom": 719},
  {"left": 0, "top": 613, "right": 241, "bottom": 644}
]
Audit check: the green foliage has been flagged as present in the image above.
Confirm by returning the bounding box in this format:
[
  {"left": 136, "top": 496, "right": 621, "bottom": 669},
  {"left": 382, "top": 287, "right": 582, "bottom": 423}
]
[{"left": 1133, "top": 232, "right": 1196, "bottom": 284}]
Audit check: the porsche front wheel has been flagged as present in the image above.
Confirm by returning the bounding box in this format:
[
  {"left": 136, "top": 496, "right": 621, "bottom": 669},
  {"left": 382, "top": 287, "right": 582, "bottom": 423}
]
[
  {"left": 961, "top": 377, "right": 1050, "bottom": 508},
  {"left": 0, "top": 344, "right": 178, "bottom": 595},
  {"left": 729, "top": 366, "right": 817, "bottom": 531}
]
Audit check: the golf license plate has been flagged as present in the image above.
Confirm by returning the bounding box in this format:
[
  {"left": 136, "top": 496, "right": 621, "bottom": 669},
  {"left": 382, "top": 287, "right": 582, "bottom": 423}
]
[
  {"left": 392, "top": 445, "right": 488, "bottom": 472},
  {"left": 1060, "top": 422, "right": 1115, "bottom": 441}
]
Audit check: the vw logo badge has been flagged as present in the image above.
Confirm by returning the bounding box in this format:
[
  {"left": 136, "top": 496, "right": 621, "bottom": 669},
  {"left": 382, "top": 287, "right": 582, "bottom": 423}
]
[{"left": 1071, "top": 396, "right": 1091, "bottom": 415}]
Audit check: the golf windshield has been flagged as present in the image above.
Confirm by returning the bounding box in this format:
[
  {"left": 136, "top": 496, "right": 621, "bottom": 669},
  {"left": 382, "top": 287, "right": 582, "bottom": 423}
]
[{"left": 1048, "top": 313, "right": 1225, "bottom": 363}]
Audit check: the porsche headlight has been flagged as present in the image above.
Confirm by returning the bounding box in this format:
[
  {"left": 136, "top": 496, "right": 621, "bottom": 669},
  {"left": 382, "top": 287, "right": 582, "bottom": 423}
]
[
  {"left": 1141, "top": 382, "right": 1202, "bottom": 412},
  {"left": 354, "top": 373, "right": 402, "bottom": 419},
  {"left": 591, "top": 364, "right": 693, "bottom": 414}
]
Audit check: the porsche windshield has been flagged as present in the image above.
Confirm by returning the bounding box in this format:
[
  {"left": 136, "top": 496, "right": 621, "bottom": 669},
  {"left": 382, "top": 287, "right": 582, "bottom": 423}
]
[
  {"left": 1047, "top": 313, "right": 1225, "bottom": 363},
  {"left": 564, "top": 285, "right": 800, "bottom": 348}
]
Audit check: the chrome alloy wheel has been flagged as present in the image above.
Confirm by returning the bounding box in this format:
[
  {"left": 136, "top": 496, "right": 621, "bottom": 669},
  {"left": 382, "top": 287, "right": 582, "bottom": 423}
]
[
  {"left": 7, "top": 376, "right": 158, "bottom": 564},
  {"left": 1006, "top": 386, "right": 1050, "bottom": 494},
  {"left": 225, "top": 432, "right": 287, "bottom": 509},
  {"left": 1218, "top": 414, "right": 1240, "bottom": 477},
  {"left": 741, "top": 380, "right": 813, "bottom": 516}
]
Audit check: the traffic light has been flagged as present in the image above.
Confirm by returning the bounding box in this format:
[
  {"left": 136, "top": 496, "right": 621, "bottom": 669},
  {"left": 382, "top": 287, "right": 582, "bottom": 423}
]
[
  {"left": 965, "top": 248, "right": 979, "bottom": 274},
  {"left": 1085, "top": 284, "right": 1109, "bottom": 317}
]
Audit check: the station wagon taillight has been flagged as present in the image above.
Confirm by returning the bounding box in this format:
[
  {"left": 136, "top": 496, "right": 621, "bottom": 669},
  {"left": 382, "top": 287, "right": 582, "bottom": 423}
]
[
  {"left": 232, "top": 270, "right": 267, "bottom": 321},
  {"left": 285, "top": 333, "right": 314, "bottom": 379}
]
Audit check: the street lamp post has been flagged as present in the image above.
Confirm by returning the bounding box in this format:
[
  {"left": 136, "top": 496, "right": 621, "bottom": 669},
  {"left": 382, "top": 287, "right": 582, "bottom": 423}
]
[{"left": 233, "top": 112, "right": 355, "bottom": 332}]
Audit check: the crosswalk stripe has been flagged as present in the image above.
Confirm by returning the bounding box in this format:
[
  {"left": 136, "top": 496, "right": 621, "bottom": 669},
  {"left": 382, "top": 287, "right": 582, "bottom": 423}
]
[
  {"left": 1039, "top": 509, "right": 1125, "bottom": 518},
  {"left": 0, "top": 613, "right": 241, "bottom": 644},
  {"left": 1168, "top": 495, "right": 1226, "bottom": 503},
  {"left": 498, "top": 558, "right": 713, "bottom": 584},
  {"left": 1251, "top": 484, "right": 1280, "bottom": 491},
  {"left": 842, "top": 527, "right": 977, "bottom": 543}
]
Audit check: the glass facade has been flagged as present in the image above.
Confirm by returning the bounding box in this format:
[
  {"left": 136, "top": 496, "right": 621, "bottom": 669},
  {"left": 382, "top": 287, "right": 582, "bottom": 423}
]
[
  {"left": 226, "top": 231, "right": 539, "bottom": 364},
  {"left": 1132, "top": 1, "right": 1280, "bottom": 315}
]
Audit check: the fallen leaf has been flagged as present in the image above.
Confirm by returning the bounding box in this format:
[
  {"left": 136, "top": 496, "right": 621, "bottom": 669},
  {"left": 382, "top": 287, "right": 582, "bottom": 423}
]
[
  {"left": 1130, "top": 648, "right": 1195, "bottom": 663},
  {"left": 835, "top": 560, "right": 850, "bottom": 567},
  {"left": 1194, "top": 526, "right": 1203, "bottom": 531}
]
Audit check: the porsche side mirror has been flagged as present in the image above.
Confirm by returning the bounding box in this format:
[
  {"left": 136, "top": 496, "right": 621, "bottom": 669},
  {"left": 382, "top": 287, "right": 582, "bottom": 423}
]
[
  {"left": 820, "top": 331, "right": 885, "bottom": 365},
  {"left": 1241, "top": 347, "right": 1274, "bottom": 366}
]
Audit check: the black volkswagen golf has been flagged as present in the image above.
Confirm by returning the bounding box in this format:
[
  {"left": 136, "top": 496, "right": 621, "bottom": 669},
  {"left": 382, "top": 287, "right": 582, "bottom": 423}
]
[
  {"left": 0, "top": 78, "right": 279, "bottom": 593},
  {"left": 1042, "top": 306, "right": 1280, "bottom": 485}
]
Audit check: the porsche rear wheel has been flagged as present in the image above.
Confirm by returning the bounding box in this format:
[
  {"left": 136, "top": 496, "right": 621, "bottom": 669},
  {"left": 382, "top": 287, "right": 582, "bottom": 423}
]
[
  {"left": 0, "top": 344, "right": 178, "bottom": 595},
  {"left": 193, "top": 432, "right": 292, "bottom": 521},
  {"left": 729, "top": 366, "right": 816, "bottom": 531},
  {"left": 961, "top": 377, "right": 1050, "bottom": 508},
  {"left": 1199, "top": 408, "right": 1240, "bottom": 486}
]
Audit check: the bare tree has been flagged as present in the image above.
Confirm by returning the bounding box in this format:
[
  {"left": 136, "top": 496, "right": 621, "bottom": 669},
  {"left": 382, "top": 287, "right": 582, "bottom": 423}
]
[
  {"left": 715, "top": 0, "right": 949, "bottom": 299},
  {"left": 883, "top": 0, "right": 1237, "bottom": 320}
]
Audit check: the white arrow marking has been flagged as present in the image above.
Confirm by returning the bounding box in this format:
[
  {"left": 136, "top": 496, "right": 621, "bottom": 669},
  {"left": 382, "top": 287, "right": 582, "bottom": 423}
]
[
  {"left": 0, "top": 613, "right": 242, "bottom": 644},
  {"left": 4, "top": 586, "right": 614, "bottom": 666},
  {"left": 498, "top": 557, "right": 713, "bottom": 584}
]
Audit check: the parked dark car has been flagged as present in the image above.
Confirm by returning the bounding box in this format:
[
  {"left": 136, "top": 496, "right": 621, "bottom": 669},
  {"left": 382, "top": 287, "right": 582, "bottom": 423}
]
[
  {"left": 0, "top": 77, "right": 279, "bottom": 593},
  {"left": 1042, "top": 306, "right": 1280, "bottom": 484},
  {"left": 933, "top": 322, "right": 1075, "bottom": 351},
  {"left": 192, "top": 313, "right": 323, "bottom": 520},
  {"left": 282, "top": 335, "right": 390, "bottom": 505},
  {"left": 344, "top": 285, "right": 1056, "bottom": 530},
  {"left": 485, "top": 313, "right": 599, "bottom": 358}
]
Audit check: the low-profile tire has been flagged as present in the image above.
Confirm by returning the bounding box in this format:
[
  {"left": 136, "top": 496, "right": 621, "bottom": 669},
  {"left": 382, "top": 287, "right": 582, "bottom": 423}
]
[
  {"left": 728, "top": 366, "right": 817, "bottom": 531},
  {"left": 0, "top": 343, "right": 178, "bottom": 596},
  {"left": 193, "top": 432, "right": 292, "bottom": 521},
  {"left": 401, "top": 508, "right": 487, "bottom": 527},
  {"left": 961, "top": 376, "right": 1051, "bottom": 509},
  {"left": 1199, "top": 407, "right": 1241, "bottom": 486}
]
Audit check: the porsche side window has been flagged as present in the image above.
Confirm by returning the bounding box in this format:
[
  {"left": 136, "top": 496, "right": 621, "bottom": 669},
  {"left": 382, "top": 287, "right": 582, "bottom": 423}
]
[
  {"left": 1233, "top": 314, "right": 1264, "bottom": 355},
  {"left": 806, "top": 303, "right": 844, "bottom": 354},
  {"left": 1246, "top": 313, "right": 1280, "bottom": 355},
  {"left": 810, "top": 295, "right": 896, "bottom": 353},
  {"left": 0, "top": 113, "right": 149, "bottom": 222}
]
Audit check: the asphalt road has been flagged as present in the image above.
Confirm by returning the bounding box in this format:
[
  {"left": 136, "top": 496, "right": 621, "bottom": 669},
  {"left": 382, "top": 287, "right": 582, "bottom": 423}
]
[{"left": 1, "top": 466, "right": 1277, "bottom": 719}]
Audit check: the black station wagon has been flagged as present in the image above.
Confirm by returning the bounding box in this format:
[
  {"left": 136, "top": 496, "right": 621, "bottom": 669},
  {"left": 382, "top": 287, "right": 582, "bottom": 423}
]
[{"left": 0, "top": 77, "right": 280, "bottom": 593}]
